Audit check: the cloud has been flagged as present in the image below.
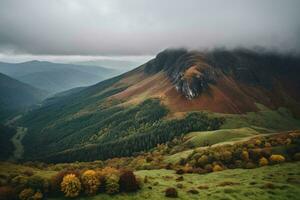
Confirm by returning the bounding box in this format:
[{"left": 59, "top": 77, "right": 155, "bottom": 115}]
[{"left": 0, "top": 0, "right": 300, "bottom": 56}]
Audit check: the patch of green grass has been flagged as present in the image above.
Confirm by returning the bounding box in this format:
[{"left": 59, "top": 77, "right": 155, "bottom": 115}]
[
  {"left": 219, "top": 105, "right": 300, "bottom": 131},
  {"left": 48, "top": 162, "right": 300, "bottom": 200},
  {"left": 184, "top": 127, "right": 261, "bottom": 147},
  {"left": 0, "top": 162, "right": 57, "bottom": 179}
]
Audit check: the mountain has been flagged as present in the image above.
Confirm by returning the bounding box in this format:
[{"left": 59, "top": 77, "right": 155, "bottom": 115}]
[
  {"left": 0, "top": 73, "right": 47, "bottom": 121},
  {"left": 73, "top": 59, "right": 143, "bottom": 73},
  {"left": 20, "top": 48, "right": 300, "bottom": 163},
  {"left": 0, "top": 60, "right": 118, "bottom": 94}
]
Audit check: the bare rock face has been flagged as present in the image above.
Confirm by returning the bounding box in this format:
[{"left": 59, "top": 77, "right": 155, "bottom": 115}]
[{"left": 144, "top": 49, "right": 218, "bottom": 99}]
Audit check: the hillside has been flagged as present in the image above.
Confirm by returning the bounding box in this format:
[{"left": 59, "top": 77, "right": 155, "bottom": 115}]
[
  {"left": 0, "top": 61, "right": 118, "bottom": 94},
  {"left": 0, "top": 73, "right": 46, "bottom": 121},
  {"left": 19, "top": 48, "right": 300, "bottom": 163}
]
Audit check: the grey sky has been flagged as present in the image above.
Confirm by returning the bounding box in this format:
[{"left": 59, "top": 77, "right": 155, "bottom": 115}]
[{"left": 0, "top": 0, "right": 300, "bottom": 62}]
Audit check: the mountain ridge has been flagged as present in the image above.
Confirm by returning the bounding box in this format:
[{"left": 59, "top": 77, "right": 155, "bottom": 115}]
[
  {"left": 19, "top": 48, "right": 300, "bottom": 162},
  {"left": 0, "top": 60, "right": 118, "bottom": 94}
]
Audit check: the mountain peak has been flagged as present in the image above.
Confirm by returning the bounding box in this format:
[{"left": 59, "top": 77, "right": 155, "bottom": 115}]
[{"left": 144, "top": 48, "right": 300, "bottom": 100}]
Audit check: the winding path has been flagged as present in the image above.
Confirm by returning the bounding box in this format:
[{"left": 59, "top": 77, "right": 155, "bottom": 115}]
[{"left": 9, "top": 127, "right": 27, "bottom": 161}]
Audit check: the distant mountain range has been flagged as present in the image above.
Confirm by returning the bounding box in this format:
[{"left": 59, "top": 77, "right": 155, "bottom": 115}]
[
  {"left": 72, "top": 59, "right": 145, "bottom": 73},
  {"left": 0, "top": 60, "right": 118, "bottom": 95},
  {"left": 19, "top": 48, "right": 300, "bottom": 162},
  {"left": 0, "top": 72, "right": 47, "bottom": 121}
]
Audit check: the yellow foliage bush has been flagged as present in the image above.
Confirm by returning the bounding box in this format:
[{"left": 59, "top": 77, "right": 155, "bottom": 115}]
[
  {"left": 212, "top": 164, "right": 223, "bottom": 172},
  {"left": 220, "top": 151, "right": 232, "bottom": 162},
  {"left": 264, "top": 142, "right": 271, "bottom": 148},
  {"left": 32, "top": 191, "right": 43, "bottom": 200},
  {"left": 241, "top": 151, "right": 249, "bottom": 161},
  {"left": 19, "top": 188, "right": 35, "bottom": 200},
  {"left": 269, "top": 154, "right": 285, "bottom": 164},
  {"left": 98, "top": 167, "right": 120, "bottom": 177},
  {"left": 255, "top": 139, "right": 262, "bottom": 146},
  {"left": 259, "top": 157, "right": 268, "bottom": 166},
  {"left": 81, "top": 170, "right": 100, "bottom": 195},
  {"left": 105, "top": 174, "right": 120, "bottom": 194},
  {"left": 61, "top": 174, "right": 81, "bottom": 198}
]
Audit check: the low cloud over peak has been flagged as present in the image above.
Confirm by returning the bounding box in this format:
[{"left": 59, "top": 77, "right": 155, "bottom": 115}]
[{"left": 1, "top": 0, "right": 300, "bottom": 57}]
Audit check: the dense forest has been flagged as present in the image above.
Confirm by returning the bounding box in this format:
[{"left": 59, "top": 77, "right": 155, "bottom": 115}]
[
  {"left": 0, "top": 124, "right": 15, "bottom": 160},
  {"left": 22, "top": 99, "right": 223, "bottom": 163}
]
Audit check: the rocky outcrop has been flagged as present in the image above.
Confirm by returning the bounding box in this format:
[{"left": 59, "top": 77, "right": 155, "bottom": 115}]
[
  {"left": 144, "top": 49, "right": 218, "bottom": 99},
  {"left": 144, "top": 48, "right": 300, "bottom": 100}
]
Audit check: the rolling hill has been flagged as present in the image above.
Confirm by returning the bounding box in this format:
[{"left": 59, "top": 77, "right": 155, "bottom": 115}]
[
  {"left": 0, "top": 60, "right": 118, "bottom": 94},
  {"left": 19, "top": 48, "right": 300, "bottom": 163},
  {"left": 0, "top": 73, "right": 47, "bottom": 122}
]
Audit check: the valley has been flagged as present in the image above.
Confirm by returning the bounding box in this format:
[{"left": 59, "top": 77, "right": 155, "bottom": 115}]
[
  {"left": 1, "top": 1, "right": 300, "bottom": 199},
  {"left": 9, "top": 127, "right": 27, "bottom": 161},
  {"left": 1, "top": 48, "right": 300, "bottom": 200}
]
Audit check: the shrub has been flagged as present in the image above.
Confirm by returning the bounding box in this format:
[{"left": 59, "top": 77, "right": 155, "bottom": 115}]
[
  {"left": 191, "top": 153, "right": 202, "bottom": 160},
  {"left": 81, "top": 170, "right": 100, "bottom": 195},
  {"left": 197, "top": 155, "right": 209, "bottom": 166},
  {"left": 26, "top": 176, "right": 44, "bottom": 191},
  {"left": 220, "top": 151, "right": 232, "bottom": 164},
  {"left": 188, "top": 189, "right": 199, "bottom": 194},
  {"left": 175, "top": 169, "right": 184, "bottom": 175},
  {"left": 234, "top": 160, "right": 243, "bottom": 168},
  {"left": 241, "top": 151, "right": 249, "bottom": 161},
  {"left": 0, "top": 186, "right": 16, "bottom": 200},
  {"left": 259, "top": 157, "right": 269, "bottom": 166},
  {"left": 265, "top": 142, "right": 271, "bottom": 148},
  {"left": 244, "top": 162, "right": 256, "bottom": 169},
  {"left": 119, "top": 170, "right": 139, "bottom": 192},
  {"left": 11, "top": 175, "right": 28, "bottom": 188},
  {"left": 98, "top": 167, "right": 120, "bottom": 178},
  {"left": 183, "top": 164, "right": 193, "bottom": 173},
  {"left": 32, "top": 191, "right": 43, "bottom": 200},
  {"left": 293, "top": 152, "right": 300, "bottom": 161},
  {"left": 61, "top": 174, "right": 81, "bottom": 198},
  {"left": 105, "top": 174, "right": 119, "bottom": 194},
  {"left": 204, "top": 164, "right": 213, "bottom": 172},
  {"left": 50, "top": 170, "right": 80, "bottom": 195},
  {"left": 269, "top": 155, "right": 285, "bottom": 164},
  {"left": 255, "top": 139, "right": 262, "bottom": 146},
  {"left": 249, "top": 149, "right": 262, "bottom": 161},
  {"left": 19, "top": 188, "right": 34, "bottom": 200},
  {"left": 165, "top": 187, "right": 178, "bottom": 198},
  {"left": 22, "top": 170, "right": 34, "bottom": 177},
  {"left": 212, "top": 164, "right": 223, "bottom": 172}
]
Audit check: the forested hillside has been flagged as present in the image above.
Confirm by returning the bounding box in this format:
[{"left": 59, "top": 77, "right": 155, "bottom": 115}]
[
  {"left": 0, "top": 73, "right": 46, "bottom": 121},
  {"left": 20, "top": 49, "right": 300, "bottom": 163}
]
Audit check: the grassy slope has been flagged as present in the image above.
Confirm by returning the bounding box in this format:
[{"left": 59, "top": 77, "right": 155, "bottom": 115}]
[
  {"left": 2, "top": 161, "right": 297, "bottom": 200},
  {"left": 219, "top": 104, "right": 300, "bottom": 131},
  {"left": 184, "top": 127, "right": 261, "bottom": 147},
  {"left": 0, "top": 162, "right": 56, "bottom": 180},
  {"left": 48, "top": 162, "right": 300, "bottom": 200}
]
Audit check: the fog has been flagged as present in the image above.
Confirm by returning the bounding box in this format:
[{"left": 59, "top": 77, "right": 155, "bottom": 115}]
[{"left": 0, "top": 0, "right": 300, "bottom": 63}]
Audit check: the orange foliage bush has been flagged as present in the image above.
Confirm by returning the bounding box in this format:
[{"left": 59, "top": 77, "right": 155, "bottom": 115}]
[
  {"left": 269, "top": 155, "right": 285, "bottom": 164},
  {"left": 61, "top": 174, "right": 81, "bottom": 198},
  {"left": 81, "top": 170, "right": 100, "bottom": 195}
]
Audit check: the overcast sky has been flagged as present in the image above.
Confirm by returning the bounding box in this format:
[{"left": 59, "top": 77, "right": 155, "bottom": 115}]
[{"left": 0, "top": 0, "right": 300, "bottom": 63}]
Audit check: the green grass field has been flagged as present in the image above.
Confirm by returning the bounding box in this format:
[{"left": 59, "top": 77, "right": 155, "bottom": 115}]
[
  {"left": 184, "top": 127, "right": 262, "bottom": 147},
  {"left": 48, "top": 162, "right": 300, "bottom": 200},
  {"left": 219, "top": 104, "right": 300, "bottom": 131}
]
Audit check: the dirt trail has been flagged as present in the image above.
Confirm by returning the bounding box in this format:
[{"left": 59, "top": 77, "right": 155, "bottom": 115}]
[{"left": 9, "top": 127, "right": 27, "bottom": 161}]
